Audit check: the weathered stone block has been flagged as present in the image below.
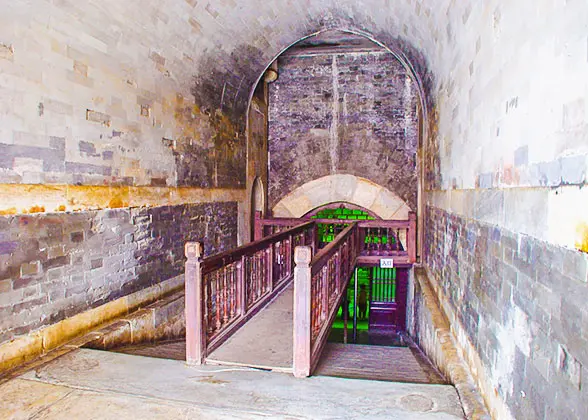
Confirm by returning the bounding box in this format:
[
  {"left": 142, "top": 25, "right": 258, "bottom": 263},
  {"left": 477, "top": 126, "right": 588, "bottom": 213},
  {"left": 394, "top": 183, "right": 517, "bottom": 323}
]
[
  {"left": 560, "top": 154, "right": 587, "bottom": 185},
  {"left": 65, "top": 162, "right": 112, "bottom": 176},
  {"left": 20, "top": 261, "right": 41, "bottom": 277},
  {"left": 85, "top": 110, "right": 111, "bottom": 126},
  {"left": 0, "top": 43, "right": 14, "bottom": 61},
  {"left": 514, "top": 145, "right": 528, "bottom": 167}
]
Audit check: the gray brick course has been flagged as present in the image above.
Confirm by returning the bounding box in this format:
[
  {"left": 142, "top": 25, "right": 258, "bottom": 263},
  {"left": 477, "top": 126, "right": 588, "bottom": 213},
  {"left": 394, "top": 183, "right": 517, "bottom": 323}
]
[
  {"left": 426, "top": 205, "right": 588, "bottom": 419},
  {"left": 268, "top": 51, "right": 419, "bottom": 210},
  {"left": 0, "top": 202, "right": 237, "bottom": 345}
]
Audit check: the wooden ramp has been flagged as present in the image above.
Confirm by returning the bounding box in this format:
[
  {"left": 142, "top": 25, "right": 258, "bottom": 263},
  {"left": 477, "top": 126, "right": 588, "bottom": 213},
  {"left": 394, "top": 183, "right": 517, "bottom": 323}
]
[
  {"left": 111, "top": 284, "right": 447, "bottom": 386},
  {"left": 315, "top": 342, "right": 446, "bottom": 384},
  {"left": 205, "top": 283, "right": 294, "bottom": 372}
]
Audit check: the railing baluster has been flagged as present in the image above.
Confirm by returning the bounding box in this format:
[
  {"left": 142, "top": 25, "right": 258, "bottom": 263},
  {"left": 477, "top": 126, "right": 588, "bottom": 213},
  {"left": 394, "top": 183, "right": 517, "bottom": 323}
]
[
  {"left": 239, "top": 256, "right": 245, "bottom": 315},
  {"left": 256, "top": 252, "right": 261, "bottom": 298},
  {"left": 215, "top": 272, "right": 221, "bottom": 331},
  {"left": 335, "top": 251, "right": 341, "bottom": 295},
  {"left": 207, "top": 276, "right": 214, "bottom": 336},
  {"left": 230, "top": 264, "right": 236, "bottom": 318},
  {"left": 267, "top": 246, "right": 274, "bottom": 292},
  {"left": 223, "top": 267, "right": 229, "bottom": 324}
]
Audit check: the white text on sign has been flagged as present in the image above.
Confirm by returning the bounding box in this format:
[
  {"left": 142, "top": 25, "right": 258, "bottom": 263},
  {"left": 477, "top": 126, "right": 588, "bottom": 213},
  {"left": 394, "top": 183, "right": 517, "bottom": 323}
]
[{"left": 380, "top": 258, "right": 394, "bottom": 268}]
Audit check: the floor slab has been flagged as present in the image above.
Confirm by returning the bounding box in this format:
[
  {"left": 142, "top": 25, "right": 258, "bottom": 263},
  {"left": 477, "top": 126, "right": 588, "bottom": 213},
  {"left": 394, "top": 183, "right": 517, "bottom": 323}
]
[
  {"left": 11, "top": 348, "right": 465, "bottom": 419},
  {"left": 207, "top": 284, "right": 294, "bottom": 371}
]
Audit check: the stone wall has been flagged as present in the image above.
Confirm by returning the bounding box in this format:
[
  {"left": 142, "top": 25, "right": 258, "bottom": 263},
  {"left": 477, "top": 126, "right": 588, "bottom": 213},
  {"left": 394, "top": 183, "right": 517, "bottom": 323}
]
[
  {"left": 425, "top": 205, "right": 588, "bottom": 419},
  {"left": 0, "top": 202, "right": 237, "bottom": 346},
  {"left": 0, "top": 2, "right": 248, "bottom": 191},
  {"left": 0, "top": 1, "right": 248, "bottom": 349},
  {"left": 421, "top": 2, "right": 588, "bottom": 419},
  {"left": 268, "top": 51, "right": 419, "bottom": 210},
  {"left": 425, "top": 1, "right": 588, "bottom": 253}
]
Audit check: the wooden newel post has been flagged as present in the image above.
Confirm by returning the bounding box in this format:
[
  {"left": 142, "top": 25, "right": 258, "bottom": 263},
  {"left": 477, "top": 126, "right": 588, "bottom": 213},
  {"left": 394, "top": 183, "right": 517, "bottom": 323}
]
[
  {"left": 293, "top": 246, "right": 312, "bottom": 378},
  {"left": 254, "top": 211, "right": 263, "bottom": 241},
  {"left": 185, "top": 242, "right": 205, "bottom": 365},
  {"left": 408, "top": 212, "right": 417, "bottom": 263}
]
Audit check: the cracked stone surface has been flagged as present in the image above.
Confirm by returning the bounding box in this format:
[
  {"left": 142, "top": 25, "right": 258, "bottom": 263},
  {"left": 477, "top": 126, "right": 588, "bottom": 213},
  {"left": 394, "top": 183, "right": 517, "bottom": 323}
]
[{"left": 1, "top": 348, "right": 465, "bottom": 419}]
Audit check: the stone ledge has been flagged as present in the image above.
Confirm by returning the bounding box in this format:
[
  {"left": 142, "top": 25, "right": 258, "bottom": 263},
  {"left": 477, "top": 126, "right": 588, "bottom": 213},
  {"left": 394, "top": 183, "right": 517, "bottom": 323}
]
[
  {"left": 85, "top": 289, "right": 185, "bottom": 350},
  {"left": 0, "top": 274, "right": 183, "bottom": 377},
  {"left": 0, "top": 184, "right": 246, "bottom": 215},
  {"left": 414, "top": 268, "right": 490, "bottom": 420}
]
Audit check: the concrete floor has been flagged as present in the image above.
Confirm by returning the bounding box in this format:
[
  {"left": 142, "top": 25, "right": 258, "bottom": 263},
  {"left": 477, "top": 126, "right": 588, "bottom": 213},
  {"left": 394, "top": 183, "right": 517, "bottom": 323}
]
[
  {"left": 1, "top": 348, "right": 465, "bottom": 419},
  {"left": 207, "top": 284, "right": 294, "bottom": 371}
]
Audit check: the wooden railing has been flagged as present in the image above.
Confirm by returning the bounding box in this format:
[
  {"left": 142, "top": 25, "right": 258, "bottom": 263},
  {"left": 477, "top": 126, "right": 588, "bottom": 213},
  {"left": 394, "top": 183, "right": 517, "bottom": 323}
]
[
  {"left": 185, "top": 222, "right": 315, "bottom": 365},
  {"left": 293, "top": 223, "right": 361, "bottom": 378},
  {"left": 256, "top": 212, "right": 417, "bottom": 264}
]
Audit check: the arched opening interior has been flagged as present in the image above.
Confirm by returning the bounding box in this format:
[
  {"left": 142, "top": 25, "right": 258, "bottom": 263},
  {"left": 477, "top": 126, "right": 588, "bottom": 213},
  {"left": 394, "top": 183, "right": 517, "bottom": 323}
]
[
  {"left": 303, "top": 202, "right": 380, "bottom": 220},
  {"left": 250, "top": 176, "right": 265, "bottom": 239},
  {"left": 241, "top": 30, "right": 424, "bottom": 348}
]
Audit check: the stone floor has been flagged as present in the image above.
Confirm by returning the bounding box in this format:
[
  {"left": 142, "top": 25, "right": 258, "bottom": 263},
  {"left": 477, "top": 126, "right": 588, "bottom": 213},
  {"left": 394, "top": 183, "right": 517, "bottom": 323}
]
[{"left": 1, "top": 348, "right": 465, "bottom": 419}]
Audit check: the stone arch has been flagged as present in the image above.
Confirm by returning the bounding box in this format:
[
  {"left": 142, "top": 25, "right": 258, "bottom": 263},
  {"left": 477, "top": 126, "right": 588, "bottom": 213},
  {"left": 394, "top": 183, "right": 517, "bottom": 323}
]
[{"left": 271, "top": 174, "right": 411, "bottom": 220}]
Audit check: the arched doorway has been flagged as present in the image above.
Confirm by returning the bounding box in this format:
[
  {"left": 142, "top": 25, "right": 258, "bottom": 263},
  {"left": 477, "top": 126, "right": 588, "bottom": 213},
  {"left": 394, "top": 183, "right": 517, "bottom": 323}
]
[
  {"left": 245, "top": 28, "right": 428, "bottom": 259},
  {"left": 272, "top": 175, "right": 412, "bottom": 220},
  {"left": 250, "top": 176, "right": 265, "bottom": 240}
]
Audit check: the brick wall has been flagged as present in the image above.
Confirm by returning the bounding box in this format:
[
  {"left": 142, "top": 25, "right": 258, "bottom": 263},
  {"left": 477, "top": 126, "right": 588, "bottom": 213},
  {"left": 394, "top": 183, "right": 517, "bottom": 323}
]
[
  {"left": 268, "top": 51, "right": 419, "bottom": 209},
  {"left": 0, "top": 202, "right": 237, "bottom": 346},
  {"left": 425, "top": 205, "right": 588, "bottom": 419}
]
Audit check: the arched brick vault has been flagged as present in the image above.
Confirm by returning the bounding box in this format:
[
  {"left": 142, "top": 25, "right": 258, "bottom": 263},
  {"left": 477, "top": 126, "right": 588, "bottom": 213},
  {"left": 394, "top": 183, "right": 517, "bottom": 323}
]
[
  {"left": 184, "top": 5, "right": 439, "bottom": 189},
  {"left": 203, "top": 20, "right": 437, "bottom": 191},
  {"left": 193, "top": 11, "right": 436, "bottom": 125},
  {"left": 244, "top": 27, "right": 432, "bottom": 128},
  {"left": 272, "top": 175, "right": 412, "bottom": 220}
]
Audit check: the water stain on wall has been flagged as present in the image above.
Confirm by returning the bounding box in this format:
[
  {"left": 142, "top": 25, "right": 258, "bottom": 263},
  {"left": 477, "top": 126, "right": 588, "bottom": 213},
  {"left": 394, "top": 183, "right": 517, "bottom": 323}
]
[
  {"left": 576, "top": 222, "right": 588, "bottom": 253},
  {"left": 0, "top": 184, "right": 245, "bottom": 215}
]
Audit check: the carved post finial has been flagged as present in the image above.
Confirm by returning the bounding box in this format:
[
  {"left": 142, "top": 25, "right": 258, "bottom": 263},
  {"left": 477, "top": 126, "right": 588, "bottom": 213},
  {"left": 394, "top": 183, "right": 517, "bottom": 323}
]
[
  {"left": 185, "top": 242, "right": 202, "bottom": 259},
  {"left": 294, "top": 246, "right": 312, "bottom": 266}
]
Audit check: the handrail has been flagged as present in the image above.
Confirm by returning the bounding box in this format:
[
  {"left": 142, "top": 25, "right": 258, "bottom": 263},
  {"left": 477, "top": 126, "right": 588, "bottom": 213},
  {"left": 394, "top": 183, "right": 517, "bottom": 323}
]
[
  {"left": 258, "top": 212, "right": 417, "bottom": 263},
  {"left": 202, "top": 221, "right": 315, "bottom": 273},
  {"left": 293, "top": 223, "right": 360, "bottom": 377},
  {"left": 310, "top": 223, "right": 356, "bottom": 276},
  {"left": 257, "top": 217, "right": 410, "bottom": 229},
  {"left": 185, "top": 221, "right": 316, "bottom": 365}
]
